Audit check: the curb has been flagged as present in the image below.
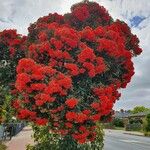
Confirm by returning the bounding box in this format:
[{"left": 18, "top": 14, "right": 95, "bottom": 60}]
[{"left": 123, "top": 132, "right": 145, "bottom": 137}]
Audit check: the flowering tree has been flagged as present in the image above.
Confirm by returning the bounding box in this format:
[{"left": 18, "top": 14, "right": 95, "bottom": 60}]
[
  {"left": 0, "top": 30, "right": 26, "bottom": 123},
  {"left": 0, "top": 0, "right": 142, "bottom": 149}
]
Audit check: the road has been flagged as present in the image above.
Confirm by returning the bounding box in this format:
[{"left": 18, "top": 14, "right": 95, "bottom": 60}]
[
  {"left": 5, "top": 127, "right": 150, "bottom": 150},
  {"left": 104, "top": 129, "right": 150, "bottom": 150}
]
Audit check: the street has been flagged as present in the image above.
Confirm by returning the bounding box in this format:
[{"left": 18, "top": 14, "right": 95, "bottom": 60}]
[
  {"left": 5, "top": 127, "right": 150, "bottom": 150},
  {"left": 104, "top": 129, "right": 150, "bottom": 150}
]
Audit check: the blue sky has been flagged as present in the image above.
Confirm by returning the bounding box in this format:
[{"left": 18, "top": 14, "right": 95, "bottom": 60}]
[{"left": 0, "top": 0, "right": 150, "bottom": 110}]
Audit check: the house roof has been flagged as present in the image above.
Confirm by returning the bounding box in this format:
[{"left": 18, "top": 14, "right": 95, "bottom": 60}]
[
  {"left": 128, "top": 111, "right": 150, "bottom": 118},
  {"left": 114, "top": 111, "right": 150, "bottom": 118},
  {"left": 114, "top": 111, "right": 131, "bottom": 118}
]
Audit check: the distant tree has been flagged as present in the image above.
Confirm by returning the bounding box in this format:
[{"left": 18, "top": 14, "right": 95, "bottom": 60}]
[
  {"left": 120, "top": 109, "right": 124, "bottom": 113},
  {"left": 131, "top": 106, "right": 150, "bottom": 114}
]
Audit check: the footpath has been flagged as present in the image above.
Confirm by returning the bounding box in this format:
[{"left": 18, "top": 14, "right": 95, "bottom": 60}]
[{"left": 5, "top": 126, "right": 34, "bottom": 150}]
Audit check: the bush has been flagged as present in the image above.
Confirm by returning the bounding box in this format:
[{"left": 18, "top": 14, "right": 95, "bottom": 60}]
[
  {"left": 125, "top": 123, "right": 142, "bottom": 131},
  {"left": 104, "top": 122, "right": 115, "bottom": 129},
  {"left": 0, "top": 142, "right": 7, "bottom": 150},
  {"left": 143, "top": 113, "right": 150, "bottom": 136},
  {"left": 129, "top": 118, "right": 142, "bottom": 124},
  {"left": 144, "top": 132, "right": 150, "bottom": 137},
  {"left": 27, "top": 123, "right": 104, "bottom": 150},
  {"left": 113, "top": 118, "right": 124, "bottom": 127}
]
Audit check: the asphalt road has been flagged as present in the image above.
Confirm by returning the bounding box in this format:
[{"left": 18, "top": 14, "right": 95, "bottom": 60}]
[{"left": 104, "top": 130, "right": 150, "bottom": 150}]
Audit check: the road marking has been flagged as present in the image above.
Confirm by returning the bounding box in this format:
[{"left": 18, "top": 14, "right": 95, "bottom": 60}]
[
  {"left": 119, "top": 140, "right": 140, "bottom": 143},
  {"left": 119, "top": 139, "right": 150, "bottom": 146}
]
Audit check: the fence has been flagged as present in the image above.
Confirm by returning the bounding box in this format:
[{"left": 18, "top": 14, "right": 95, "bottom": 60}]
[{"left": 0, "top": 122, "right": 26, "bottom": 140}]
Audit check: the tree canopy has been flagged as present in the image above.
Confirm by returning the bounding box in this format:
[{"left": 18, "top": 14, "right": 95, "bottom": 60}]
[{"left": 131, "top": 106, "right": 150, "bottom": 114}]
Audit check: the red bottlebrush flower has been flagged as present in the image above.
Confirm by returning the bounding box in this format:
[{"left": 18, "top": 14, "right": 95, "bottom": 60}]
[
  {"left": 64, "top": 63, "right": 79, "bottom": 76},
  {"left": 57, "top": 76, "right": 72, "bottom": 89},
  {"left": 39, "top": 42, "right": 50, "bottom": 53},
  {"left": 16, "top": 58, "right": 36, "bottom": 74},
  {"left": 66, "top": 111, "right": 77, "bottom": 121},
  {"left": 36, "top": 118, "right": 48, "bottom": 126},
  {"left": 18, "top": 109, "right": 30, "bottom": 119},
  {"left": 9, "top": 47, "right": 15, "bottom": 56},
  {"left": 79, "top": 68, "right": 86, "bottom": 74},
  {"left": 55, "top": 27, "right": 79, "bottom": 48},
  {"left": 59, "top": 129, "right": 68, "bottom": 136},
  {"left": 90, "top": 113, "right": 101, "bottom": 122},
  {"left": 88, "top": 69, "right": 96, "bottom": 78},
  {"left": 65, "top": 98, "right": 78, "bottom": 109},
  {"left": 50, "top": 38, "right": 63, "bottom": 49},
  {"left": 135, "top": 47, "right": 142, "bottom": 55},
  {"left": 12, "top": 100, "right": 20, "bottom": 109},
  {"left": 44, "top": 80, "right": 62, "bottom": 95},
  {"left": 38, "top": 32, "right": 47, "bottom": 41},
  {"left": 73, "top": 5, "right": 90, "bottom": 22},
  {"left": 79, "top": 126, "right": 86, "bottom": 132},
  {"left": 65, "top": 122, "right": 73, "bottom": 128},
  {"left": 39, "top": 66, "right": 56, "bottom": 76},
  {"left": 63, "top": 51, "right": 72, "bottom": 60},
  {"left": 78, "top": 48, "right": 96, "bottom": 63},
  {"left": 28, "top": 44, "right": 37, "bottom": 52},
  {"left": 80, "top": 27, "right": 96, "bottom": 41},
  {"left": 35, "top": 100, "right": 45, "bottom": 106},
  {"left": 54, "top": 122, "right": 59, "bottom": 127},
  {"left": 78, "top": 138, "right": 86, "bottom": 144},
  {"left": 29, "top": 111, "right": 37, "bottom": 120},
  {"left": 90, "top": 102, "right": 100, "bottom": 110},
  {"left": 31, "top": 83, "right": 46, "bottom": 91},
  {"left": 75, "top": 113, "right": 87, "bottom": 123},
  {"left": 42, "top": 94, "right": 55, "bottom": 102},
  {"left": 15, "top": 73, "right": 31, "bottom": 92},
  {"left": 82, "top": 109, "right": 91, "bottom": 115},
  {"left": 94, "top": 26, "right": 105, "bottom": 37},
  {"left": 83, "top": 62, "right": 95, "bottom": 77},
  {"left": 95, "top": 57, "right": 106, "bottom": 74}
]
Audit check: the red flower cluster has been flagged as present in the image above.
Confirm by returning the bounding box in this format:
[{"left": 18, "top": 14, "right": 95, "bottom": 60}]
[
  {"left": 0, "top": 29, "right": 26, "bottom": 57},
  {"left": 65, "top": 98, "right": 78, "bottom": 109},
  {"left": 9, "top": 1, "right": 142, "bottom": 144},
  {"left": 72, "top": 4, "right": 90, "bottom": 21},
  {"left": 66, "top": 1, "right": 112, "bottom": 30}
]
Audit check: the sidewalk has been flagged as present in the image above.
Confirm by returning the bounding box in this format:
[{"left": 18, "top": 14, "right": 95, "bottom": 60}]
[
  {"left": 5, "top": 126, "right": 34, "bottom": 150},
  {"left": 123, "top": 130, "right": 144, "bottom": 136}
]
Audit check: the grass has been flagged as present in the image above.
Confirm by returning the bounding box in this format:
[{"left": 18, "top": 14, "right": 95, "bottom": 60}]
[
  {"left": 0, "top": 141, "right": 7, "bottom": 150},
  {"left": 114, "top": 127, "right": 125, "bottom": 130}
]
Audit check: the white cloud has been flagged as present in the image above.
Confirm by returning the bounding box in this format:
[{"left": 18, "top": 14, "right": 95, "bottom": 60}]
[{"left": 0, "top": 0, "right": 64, "bottom": 34}]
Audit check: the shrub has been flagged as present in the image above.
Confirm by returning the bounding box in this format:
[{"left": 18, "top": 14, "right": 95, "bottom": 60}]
[
  {"left": 113, "top": 118, "right": 124, "bottom": 127},
  {"left": 125, "top": 123, "right": 142, "bottom": 131},
  {"left": 0, "top": 142, "right": 7, "bottom": 150},
  {"left": 27, "top": 123, "right": 104, "bottom": 150},
  {"left": 129, "top": 118, "right": 142, "bottom": 124},
  {"left": 104, "top": 122, "right": 115, "bottom": 129},
  {"left": 143, "top": 113, "right": 150, "bottom": 136}
]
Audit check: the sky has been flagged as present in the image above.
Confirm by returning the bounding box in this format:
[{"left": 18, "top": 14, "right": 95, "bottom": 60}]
[{"left": 0, "top": 0, "right": 150, "bottom": 110}]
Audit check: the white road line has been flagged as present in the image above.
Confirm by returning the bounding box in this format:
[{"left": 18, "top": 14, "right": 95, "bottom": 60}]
[
  {"left": 119, "top": 139, "right": 150, "bottom": 146},
  {"left": 119, "top": 140, "right": 140, "bottom": 143}
]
